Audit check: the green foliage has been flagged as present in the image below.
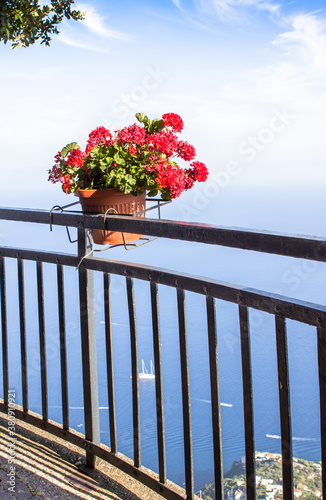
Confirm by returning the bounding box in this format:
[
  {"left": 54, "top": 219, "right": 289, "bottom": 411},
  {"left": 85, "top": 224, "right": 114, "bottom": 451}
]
[
  {"left": 257, "top": 486, "right": 266, "bottom": 499},
  {"left": 201, "top": 455, "right": 322, "bottom": 500},
  {"left": 61, "top": 142, "right": 79, "bottom": 158},
  {"left": 224, "top": 461, "right": 245, "bottom": 479},
  {"left": 0, "top": 0, "right": 84, "bottom": 48},
  {"left": 135, "top": 112, "right": 165, "bottom": 134},
  {"left": 77, "top": 142, "right": 153, "bottom": 196}
]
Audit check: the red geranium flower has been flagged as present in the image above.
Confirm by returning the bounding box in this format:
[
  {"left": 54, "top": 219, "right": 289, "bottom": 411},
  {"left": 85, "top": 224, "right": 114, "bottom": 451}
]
[
  {"left": 176, "top": 140, "right": 196, "bottom": 161},
  {"left": 66, "top": 149, "right": 84, "bottom": 168},
  {"left": 86, "top": 126, "right": 112, "bottom": 155},
  {"left": 156, "top": 163, "right": 187, "bottom": 199},
  {"left": 116, "top": 124, "right": 146, "bottom": 146},
  {"left": 62, "top": 174, "right": 72, "bottom": 193},
  {"left": 146, "top": 130, "right": 178, "bottom": 157},
  {"left": 189, "top": 161, "right": 209, "bottom": 182},
  {"left": 88, "top": 126, "right": 112, "bottom": 146},
  {"left": 162, "top": 113, "right": 184, "bottom": 133}
]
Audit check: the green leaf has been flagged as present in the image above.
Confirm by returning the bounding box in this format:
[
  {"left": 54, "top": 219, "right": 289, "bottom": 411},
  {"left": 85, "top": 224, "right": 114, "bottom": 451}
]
[
  {"left": 151, "top": 119, "right": 165, "bottom": 133},
  {"left": 61, "top": 142, "right": 79, "bottom": 158},
  {"left": 124, "top": 174, "right": 136, "bottom": 184},
  {"left": 113, "top": 152, "right": 126, "bottom": 165},
  {"left": 161, "top": 191, "right": 172, "bottom": 200},
  {"left": 135, "top": 113, "right": 148, "bottom": 124},
  {"left": 147, "top": 189, "right": 158, "bottom": 197}
]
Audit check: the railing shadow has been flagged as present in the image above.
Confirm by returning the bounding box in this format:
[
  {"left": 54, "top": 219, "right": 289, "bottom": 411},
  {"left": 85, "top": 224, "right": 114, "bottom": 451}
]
[{"left": 0, "top": 414, "right": 148, "bottom": 500}]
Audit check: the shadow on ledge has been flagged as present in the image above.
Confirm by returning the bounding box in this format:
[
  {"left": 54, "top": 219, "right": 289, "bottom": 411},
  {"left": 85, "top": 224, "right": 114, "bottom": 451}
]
[{"left": 0, "top": 413, "right": 170, "bottom": 499}]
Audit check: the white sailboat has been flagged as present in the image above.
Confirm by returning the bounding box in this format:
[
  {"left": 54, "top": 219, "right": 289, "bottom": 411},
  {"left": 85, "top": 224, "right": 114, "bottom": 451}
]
[{"left": 139, "top": 359, "right": 155, "bottom": 380}]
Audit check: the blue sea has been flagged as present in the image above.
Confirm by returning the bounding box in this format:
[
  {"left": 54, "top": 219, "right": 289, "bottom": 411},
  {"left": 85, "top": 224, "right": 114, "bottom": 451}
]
[{"left": 0, "top": 186, "right": 325, "bottom": 492}]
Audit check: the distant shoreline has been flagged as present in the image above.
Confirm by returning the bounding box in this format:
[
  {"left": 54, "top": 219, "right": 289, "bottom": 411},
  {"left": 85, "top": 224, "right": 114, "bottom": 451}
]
[{"left": 201, "top": 452, "right": 322, "bottom": 500}]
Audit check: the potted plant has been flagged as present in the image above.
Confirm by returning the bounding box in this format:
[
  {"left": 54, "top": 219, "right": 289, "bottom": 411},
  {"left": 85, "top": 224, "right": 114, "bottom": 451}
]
[{"left": 48, "top": 112, "right": 208, "bottom": 245}]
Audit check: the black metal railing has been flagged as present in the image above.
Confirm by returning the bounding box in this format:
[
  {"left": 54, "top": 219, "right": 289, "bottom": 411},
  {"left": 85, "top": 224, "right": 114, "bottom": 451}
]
[{"left": 0, "top": 207, "right": 325, "bottom": 500}]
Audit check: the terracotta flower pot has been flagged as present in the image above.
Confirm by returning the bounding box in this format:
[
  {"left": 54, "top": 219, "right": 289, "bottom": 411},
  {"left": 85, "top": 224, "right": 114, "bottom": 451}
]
[{"left": 75, "top": 189, "right": 146, "bottom": 245}]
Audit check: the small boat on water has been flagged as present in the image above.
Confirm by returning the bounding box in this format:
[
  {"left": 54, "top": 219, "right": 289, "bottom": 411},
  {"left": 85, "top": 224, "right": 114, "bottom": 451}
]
[{"left": 139, "top": 359, "right": 155, "bottom": 380}]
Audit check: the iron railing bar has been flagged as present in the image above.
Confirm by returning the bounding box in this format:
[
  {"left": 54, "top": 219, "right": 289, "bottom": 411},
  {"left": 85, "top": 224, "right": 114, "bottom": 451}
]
[
  {"left": 1, "top": 207, "right": 326, "bottom": 262},
  {"left": 239, "top": 305, "right": 256, "bottom": 500},
  {"left": 177, "top": 288, "right": 194, "bottom": 500},
  {"left": 206, "top": 296, "right": 224, "bottom": 500},
  {"left": 0, "top": 400, "right": 186, "bottom": 500},
  {"left": 103, "top": 273, "right": 117, "bottom": 455},
  {"left": 57, "top": 264, "right": 69, "bottom": 431},
  {"left": 275, "top": 315, "right": 294, "bottom": 500},
  {"left": 0, "top": 247, "right": 325, "bottom": 327},
  {"left": 0, "top": 247, "right": 77, "bottom": 265},
  {"left": 36, "top": 261, "right": 48, "bottom": 422},
  {"left": 0, "top": 257, "right": 8, "bottom": 407},
  {"left": 317, "top": 323, "right": 326, "bottom": 500},
  {"left": 78, "top": 228, "right": 100, "bottom": 468},
  {"left": 150, "top": 282, "right": 166, "bottom": 484},
  {"left": 126, "top": 276, "right": 141, "bottom": 468},
  {"left": 18, "top": 259, "right": 28, "bottom": 413}
]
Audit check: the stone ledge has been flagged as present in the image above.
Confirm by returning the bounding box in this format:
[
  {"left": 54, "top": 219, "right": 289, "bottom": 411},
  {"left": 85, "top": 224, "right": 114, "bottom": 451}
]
[{"left": 0, "top": 413, "right": 192, "bottom": 500}]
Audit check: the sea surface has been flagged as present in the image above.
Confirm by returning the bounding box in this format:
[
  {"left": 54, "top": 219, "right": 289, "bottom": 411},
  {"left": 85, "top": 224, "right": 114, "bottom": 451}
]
[{"left": 0, "top": 188, "right": 325, "bottom": 491}]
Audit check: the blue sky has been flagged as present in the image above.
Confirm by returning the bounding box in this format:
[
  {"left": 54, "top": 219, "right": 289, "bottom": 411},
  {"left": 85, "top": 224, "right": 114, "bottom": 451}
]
[{"left": 1, "top": 0, "right": 326, "bottom": 222}]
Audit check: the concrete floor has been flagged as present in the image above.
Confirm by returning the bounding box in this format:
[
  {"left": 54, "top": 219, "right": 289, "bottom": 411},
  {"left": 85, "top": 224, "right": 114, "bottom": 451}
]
[{"left": 0, "top": 414, "right": 186, "bottom": 500}]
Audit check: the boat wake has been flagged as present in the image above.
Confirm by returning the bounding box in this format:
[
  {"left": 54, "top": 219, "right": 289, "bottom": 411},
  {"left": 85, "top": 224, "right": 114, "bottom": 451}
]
[
  {"left": 266, "top": 434, "right": 318, "bottom": 442},
  {"left": 100, "top": 321, "right": 128, "bottom": 327},
  {"left": 195, "top": 398, "right": 233, "bottom": 407}
]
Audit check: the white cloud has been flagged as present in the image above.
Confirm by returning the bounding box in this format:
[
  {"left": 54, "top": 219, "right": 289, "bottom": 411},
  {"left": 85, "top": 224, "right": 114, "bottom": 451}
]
[
  {"left": 76, "top": 4, "right": 129, "bottom": 40},
  {"left": 195, "top": 0, "right": 280, "bottom": 22},
  {"left": 199, "top": 12, "right": 326, "bottom": 114},
  {"left": 273, "top": 13, "right": 326, "bottom": 79},
  {"left": 58, "top": 4, "right": 129, "bottom": 50},
  {"left": 171, "top": 0, "right": 281, "bottom": 29}
]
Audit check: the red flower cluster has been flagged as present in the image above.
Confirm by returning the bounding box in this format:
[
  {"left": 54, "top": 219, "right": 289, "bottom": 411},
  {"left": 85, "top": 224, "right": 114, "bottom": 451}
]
[
  {"left": 62, "top": 174, "right": 71, "bottom": 193},
  {"left": 66, "top": 148, "right": 84, "bottom": 168},
  {"left": 48, "top": 165, "right": 61, "bottom": 184},
  {"left": 48, "top": 152, "right": 62, "bottom": 184},
  {"left": 86, "top": 126, "right": 112, "bottom": 154},
  {"left": 162, "top": 113, "right": 184, "bottom": 133},
  {"left": 48, "top": 151, "right": 75, "bottom": 192},
  {"left": 129, "top": 145, "right": 137, "bottom": 156},
  {"left": 146, "top": 130, "right": 177, "bottom": 158},
  {"left": 116, "top": 124, "right": 146, "bottom": 147},
  {"left": 189, "top": 161, "right": 209, "bottom": 182},
  {"left": 156, "top": 163, "right": 186, "bottom": 199},
  {"left": 176, "top": 140, "right": 196, "bottom": 161}
]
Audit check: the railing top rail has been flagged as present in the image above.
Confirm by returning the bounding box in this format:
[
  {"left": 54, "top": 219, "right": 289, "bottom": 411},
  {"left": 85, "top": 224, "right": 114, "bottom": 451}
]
[
  {"left": 0, "top": 245, "right": 325, "bottom": 326},
  {"left": 1, "top": 206, "right": 326, "bottom": 262}
]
